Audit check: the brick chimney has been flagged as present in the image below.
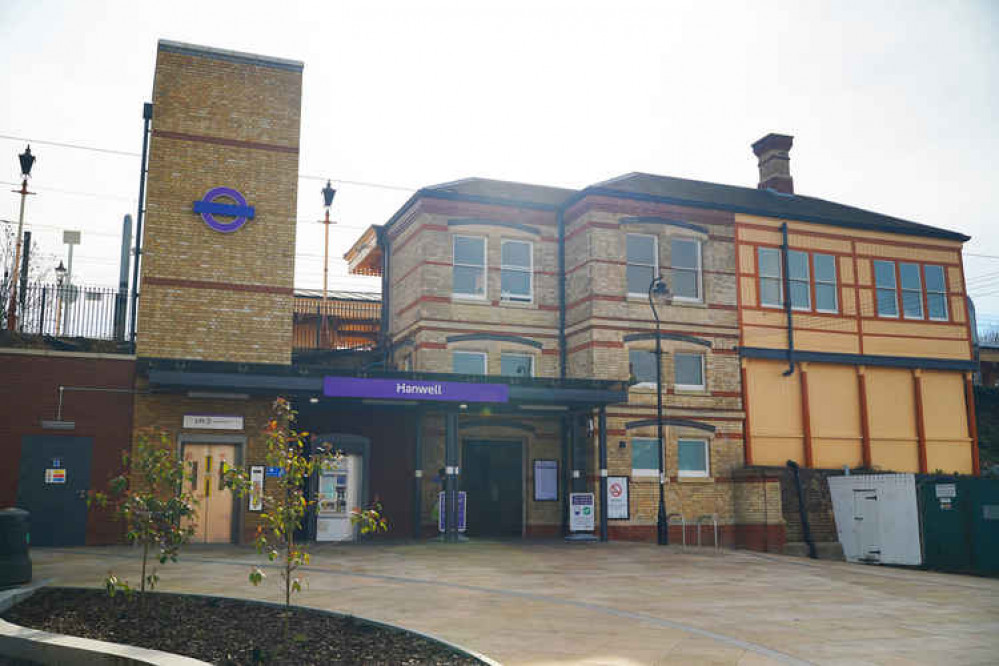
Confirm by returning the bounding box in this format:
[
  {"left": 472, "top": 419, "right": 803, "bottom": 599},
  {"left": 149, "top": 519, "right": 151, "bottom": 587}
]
[{"left": 751, "top": 133, "right": 794, "bottom": 194}]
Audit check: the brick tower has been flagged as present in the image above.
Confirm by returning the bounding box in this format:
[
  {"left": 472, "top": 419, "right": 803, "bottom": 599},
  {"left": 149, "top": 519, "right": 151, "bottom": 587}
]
[{"left": 137, "top": 40, "right": 303, "bottom": 364}]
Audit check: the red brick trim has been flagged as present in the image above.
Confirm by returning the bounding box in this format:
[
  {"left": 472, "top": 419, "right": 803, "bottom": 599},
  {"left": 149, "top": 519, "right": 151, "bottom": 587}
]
[
  {"left": 738, "top": 221, "right": 963, "bottom": 258},
  {"left": 143, "top": 276, "right": 292, "bottom": 295},
  {"left": 606, "top": 523, "right": 785, "bottom": 552},
  {"left": 152, "top": 129, "right": 299, "bottom": 154},
  {"left": 742, "top": 364, "right": 753, "bottom": 465}
]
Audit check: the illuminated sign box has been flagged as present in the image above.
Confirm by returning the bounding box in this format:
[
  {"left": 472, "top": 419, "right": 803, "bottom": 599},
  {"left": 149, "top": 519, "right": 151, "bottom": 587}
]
[{"left": 323, "top": 377, "right": 508, "bottom": 403}]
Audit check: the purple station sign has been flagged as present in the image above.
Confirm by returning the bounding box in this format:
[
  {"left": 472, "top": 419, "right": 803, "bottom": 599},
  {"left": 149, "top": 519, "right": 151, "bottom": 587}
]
[{"left": 323, "top": 376, "right": 509, "bottom": 403}]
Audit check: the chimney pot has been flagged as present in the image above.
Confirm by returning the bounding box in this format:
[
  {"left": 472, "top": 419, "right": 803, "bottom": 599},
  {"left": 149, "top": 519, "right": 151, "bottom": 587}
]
[{"left": 752, "top": 133, "right": 794, "bottom": 194}]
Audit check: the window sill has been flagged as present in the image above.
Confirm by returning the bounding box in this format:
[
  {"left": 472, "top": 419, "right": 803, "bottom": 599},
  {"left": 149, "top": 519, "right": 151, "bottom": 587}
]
[
  {"left": 678, "top": 475, "right": 713, "bottom": 484},
  {"left": 499, "top": 298, "right": 535, "bottom": 308},
  {"left": 451, "top": 295, "right": 490, "bottom": 305},
  {"left": 631, "top": 471, "right": 660, "bottom": 481},
  {"left": 671, "top": 298, "right": 707, "bottom": 309},
  {"left": 629, "top": 383, "right": 659, "bottom": 393},
  {"left": 674, "top": 387, "right": 707, "bottom": 395}
]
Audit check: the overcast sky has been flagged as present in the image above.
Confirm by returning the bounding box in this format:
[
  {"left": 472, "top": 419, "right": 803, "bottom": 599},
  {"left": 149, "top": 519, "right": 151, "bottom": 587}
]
[{"left": 1, "top": 1, "right": 997, "bottom": 322}]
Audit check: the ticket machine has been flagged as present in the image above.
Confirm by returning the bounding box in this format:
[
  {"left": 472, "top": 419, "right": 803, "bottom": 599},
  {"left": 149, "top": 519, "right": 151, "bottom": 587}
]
[{"left": 315, "top": 455, "right": 361, "bottom": 542}]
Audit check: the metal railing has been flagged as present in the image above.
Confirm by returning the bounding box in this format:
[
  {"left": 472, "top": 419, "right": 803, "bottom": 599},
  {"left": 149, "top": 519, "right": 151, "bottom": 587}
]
[{"left": 1, "top": 282, "right": 130, "bottom": 341}]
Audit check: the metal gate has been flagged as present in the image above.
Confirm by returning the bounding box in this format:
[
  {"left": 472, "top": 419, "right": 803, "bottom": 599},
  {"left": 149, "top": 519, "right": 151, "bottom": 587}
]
[{"left": 16, "top": 435, "right": 93, "bottom": 547}]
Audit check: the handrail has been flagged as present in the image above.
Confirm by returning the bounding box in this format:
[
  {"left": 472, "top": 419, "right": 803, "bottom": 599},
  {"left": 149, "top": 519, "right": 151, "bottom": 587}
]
[
  {"left": 696, "top": 514, "right": 719, "bottom": 552},
  {"left": 666, "top": 513, "right": 686, "bottom": 550}
]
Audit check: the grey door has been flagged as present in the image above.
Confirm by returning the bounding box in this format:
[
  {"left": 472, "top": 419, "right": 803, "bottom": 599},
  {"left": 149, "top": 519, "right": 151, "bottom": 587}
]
[
  {"left": 16, "top": 436, "right": 93, "bottom": 547},
  {"left": 462, "top": 440, "right": 523, "bottom": 537}
]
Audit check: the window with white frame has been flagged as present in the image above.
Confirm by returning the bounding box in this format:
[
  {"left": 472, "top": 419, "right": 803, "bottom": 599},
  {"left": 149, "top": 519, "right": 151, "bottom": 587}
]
[
  {"left": 674, "top": 353, "right": 705, "bottom": 391},
  {"left": 500, "top": 353, "right": 533, "bottom": 377},
  {"left": 671, "top": 238, "right": 702, "bottom": 301},
  {"left": 814, "top": 253, "right": 838, "bottom": 313},
  {"left": 631, "top": 437, "right": 660, "bottom": 477},
  {"left": 500, "top": 239, "right": 532, "bottom": 302},
  {"left": 874, "top": 260, "right": 898, "bottom": 317},
  {"left": 629, "top": 349, "right": 658, "bottom": 386},
  {"left": 452, "top": 351, "right": 487, "bottom": 375},
  {"left": 677, "top": 439, "right": 709, "bottom": 477},
  {"left": 925, "top": 265, "right": 948, "bottom": 321},
  {"left": 900, "top": 262, "right": 924, "bottom": 319},
  {"left": 453, "top": 235, "right": 486, "bottom": 298},
  {"left": 758, "top": 247, "right": 782, "bottom": 307},
  {"left": 788, "top": 250, "right": 810, "bottom": 310},
  {"left": 626, "top": 234, "right": 657, "bottom": 296}
]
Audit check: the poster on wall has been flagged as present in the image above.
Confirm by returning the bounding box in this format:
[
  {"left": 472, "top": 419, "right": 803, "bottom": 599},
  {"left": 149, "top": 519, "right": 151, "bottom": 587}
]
[
  {"left": 533, "top": 460, "right": 558, "bottom": 501},
  {"left": 249, "top": 466, "right": 264, "bottom": 511},
  {"left": 437, "top": 491, "right": 467, "bottom": 533},
  {"left": 606, "top": 476, "right": 629, "bottom": 520},
  {"left": 569, "top": 493, "right": 595, "bottom": 532}
]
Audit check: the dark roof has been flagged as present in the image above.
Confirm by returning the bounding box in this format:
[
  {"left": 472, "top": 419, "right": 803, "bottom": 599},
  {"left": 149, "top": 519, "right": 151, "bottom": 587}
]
[
  {"left": 588, "top": 172, "right": 969, "bottom": 241},
  {"left": 424, "top": 177, "right": 575, "bottom": 208}
]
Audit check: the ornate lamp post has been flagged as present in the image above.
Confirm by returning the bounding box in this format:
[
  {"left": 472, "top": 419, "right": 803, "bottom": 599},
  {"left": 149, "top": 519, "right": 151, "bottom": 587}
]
[
  {"left": 648, "top": 274, "right": 672, "bottom": 545},
  {"left": 7, "top": 145, "right": 36, "bottom": 331},
  {"left": 319, "top": 180, "right": 337, "bottom": 348},
  {"left": 54, "top": 260, "right": 67, "bottom": 336}
]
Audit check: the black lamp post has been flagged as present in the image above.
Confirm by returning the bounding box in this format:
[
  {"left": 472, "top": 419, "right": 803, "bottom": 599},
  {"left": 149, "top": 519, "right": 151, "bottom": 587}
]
[
  {"left": 54, "top": 260, "right": 67, "bottom": 335},
  {"left": 648, "top": 274, "right": 671, "bottom": 545},
  {"left": 7, "top": 145, "right": 36, "bottom": 331},
  {"left": 319, "top": 180, "right": 337, "bottom": 347}
]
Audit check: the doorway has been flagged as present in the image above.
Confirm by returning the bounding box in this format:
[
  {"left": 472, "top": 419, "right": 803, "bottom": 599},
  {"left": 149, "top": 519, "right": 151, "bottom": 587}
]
[
  {"left": 461, "top": 440, "right": 523, "bottom": 537},
  {"left": 17, "top": 435, "right": 93, "bottom": 547},
  {"left": 182, "top": 442, "right": 238, "bottom": 543},
  {"left": 852, "top": 488, "right": 881, "bottom": 562}
]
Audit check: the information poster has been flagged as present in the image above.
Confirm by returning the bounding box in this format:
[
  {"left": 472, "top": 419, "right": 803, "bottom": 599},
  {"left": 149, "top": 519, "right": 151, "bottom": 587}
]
[
  {"left": 249, "top": 465, "right": 264, "bottom": 511},
  {"left": 437, "top": 491, "right": 467, "bottom": 533},
  {"left": 533, "top": 460, "right": 558, "bottom": 501},
  {"left": 607, "top": 476, "right": 629, "bottom": 519},
  {"left": 569, "top": 492, "right": 595, "bottom": 532}
]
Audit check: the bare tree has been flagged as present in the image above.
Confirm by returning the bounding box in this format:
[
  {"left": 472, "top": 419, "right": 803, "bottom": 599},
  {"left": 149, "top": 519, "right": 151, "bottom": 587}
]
[{"left": 1, "top": 223, "right": 57, "bottom": 332}]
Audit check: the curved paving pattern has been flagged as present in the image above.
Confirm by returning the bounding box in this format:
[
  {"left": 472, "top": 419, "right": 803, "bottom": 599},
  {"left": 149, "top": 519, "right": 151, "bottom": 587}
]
[{"left": 29, "top": 542, "right": 999, "bottom": 665}]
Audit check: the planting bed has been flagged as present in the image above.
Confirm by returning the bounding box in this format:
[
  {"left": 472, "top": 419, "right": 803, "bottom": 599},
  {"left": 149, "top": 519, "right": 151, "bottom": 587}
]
[{"left": 3, "top": 588, "right": 485, "bottom": 665}]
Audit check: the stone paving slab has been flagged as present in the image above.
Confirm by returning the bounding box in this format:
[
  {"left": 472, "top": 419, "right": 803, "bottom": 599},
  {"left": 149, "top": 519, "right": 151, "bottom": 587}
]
[{"left": 21, "top": 541, "right": 999, "bottom": 665}]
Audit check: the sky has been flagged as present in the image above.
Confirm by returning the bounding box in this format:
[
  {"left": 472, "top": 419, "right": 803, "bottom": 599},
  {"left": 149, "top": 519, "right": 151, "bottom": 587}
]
[{"left": 1, "top": 1, "right": 997, "bottom": 323}]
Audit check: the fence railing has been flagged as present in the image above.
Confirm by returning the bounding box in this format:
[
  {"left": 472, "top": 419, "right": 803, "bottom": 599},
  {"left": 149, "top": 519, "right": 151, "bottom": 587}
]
[{"left": 0, "top": 282, "right": 130, "bottom": 341}]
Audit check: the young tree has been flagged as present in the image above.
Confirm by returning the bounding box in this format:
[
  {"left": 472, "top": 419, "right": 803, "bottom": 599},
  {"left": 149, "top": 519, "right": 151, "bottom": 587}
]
[
  {"left": 1, "top": 223, "right": 57, "bottom": 331},
  {"left": 224, "top": 397, "right": 386, "bottom": 609},
  {"left": 90, "top": 430, "right": 197, "bottom": 606}
]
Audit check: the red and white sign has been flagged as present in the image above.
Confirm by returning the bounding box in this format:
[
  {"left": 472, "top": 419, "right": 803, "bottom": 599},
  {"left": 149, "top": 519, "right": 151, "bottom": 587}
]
[{"left": 607, "top": 476, "right": 629, "bottom": 519}]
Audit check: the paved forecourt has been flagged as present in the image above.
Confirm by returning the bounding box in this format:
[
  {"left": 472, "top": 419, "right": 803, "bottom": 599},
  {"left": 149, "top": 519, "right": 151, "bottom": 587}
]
[{"left": 25, "top": 541, "right": 999, "bottom": 665}]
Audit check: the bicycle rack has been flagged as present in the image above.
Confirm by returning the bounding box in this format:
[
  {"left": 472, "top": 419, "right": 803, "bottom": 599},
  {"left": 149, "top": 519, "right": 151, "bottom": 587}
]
[
  {"left": 696, "top": 514, "right": 719, "bottom": 552},
  {"left": 666, "top": 513, "right": 686, "bottom": 550}
]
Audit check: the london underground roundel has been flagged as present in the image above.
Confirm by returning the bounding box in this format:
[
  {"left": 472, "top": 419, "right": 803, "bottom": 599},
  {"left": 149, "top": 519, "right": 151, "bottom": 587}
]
[{"left": 192, "top": 187, "right": 256, "bottom": 233}]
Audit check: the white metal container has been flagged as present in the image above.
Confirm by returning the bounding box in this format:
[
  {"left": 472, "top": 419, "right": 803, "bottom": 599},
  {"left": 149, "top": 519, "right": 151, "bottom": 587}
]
[{"left": 828, "top": 473, "right": 921, "bottom": 565}]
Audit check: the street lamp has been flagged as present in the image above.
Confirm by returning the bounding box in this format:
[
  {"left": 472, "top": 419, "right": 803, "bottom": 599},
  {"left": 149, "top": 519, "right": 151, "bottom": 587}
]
[
  {"left": 7, "top": 145, "right": 36, "bottom": 331},
  {"left": 54, "top": 260, "right": 67, "bottom": 335},
  {"left": 648, "top": 274, "right": 672, "bottom": 545},
  {"left": 319, "top": 181, "right": 337, "bottom": 348}
]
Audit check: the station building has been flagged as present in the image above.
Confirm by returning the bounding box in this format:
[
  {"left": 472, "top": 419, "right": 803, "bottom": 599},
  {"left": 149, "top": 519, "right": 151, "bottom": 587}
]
[{"left": 0, "top": 40, "right": 979, "bottom": 550}]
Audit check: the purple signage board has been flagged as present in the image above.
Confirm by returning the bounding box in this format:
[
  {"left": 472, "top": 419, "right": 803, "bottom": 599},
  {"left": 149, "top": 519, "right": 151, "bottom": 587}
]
[{"left": 323, "top": 377, "right": 509, "bottom": 403}]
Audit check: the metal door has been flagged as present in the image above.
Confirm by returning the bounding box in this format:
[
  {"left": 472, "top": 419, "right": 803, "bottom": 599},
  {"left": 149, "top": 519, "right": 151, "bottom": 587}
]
[
  {"left": 853, "top": 489, "right": 881, "bottom": 562},
  {"left": 462, "top": 440, "right": 523, "bottom": 537},
  {"left": 16, "top": 436, "right": 93, "bottom": 547},
  {"left": 182, "top": 443, "right": 236, "bottom": 543}
]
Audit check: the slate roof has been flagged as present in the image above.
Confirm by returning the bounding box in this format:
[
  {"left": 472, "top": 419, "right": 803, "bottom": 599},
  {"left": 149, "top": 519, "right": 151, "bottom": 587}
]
[
  {"left": 424, "top": 177, "right": 576, "bottom": 208},
  {"left": 590, "top": 172, "right": 968, "bottom": 242}
]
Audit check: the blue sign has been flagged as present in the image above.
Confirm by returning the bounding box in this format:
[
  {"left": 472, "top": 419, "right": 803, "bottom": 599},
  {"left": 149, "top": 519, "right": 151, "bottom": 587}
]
[
  {"left": 193, "top": 186, "right": 255, "bottom": 233},
  {"left": 265, "top": 466, "right": 284, "bottom": 478},
  {"left": 437, "top": 491, "right": 467, "bottom": 533},
  {"left": 324, "top": 376, "right": 508, "bottom": 403}
]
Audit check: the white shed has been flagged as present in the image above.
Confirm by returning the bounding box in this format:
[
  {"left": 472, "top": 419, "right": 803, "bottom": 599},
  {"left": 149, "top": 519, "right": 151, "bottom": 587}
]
[{"left": 828, "top": 474, "right": 922, "bottom": 566}]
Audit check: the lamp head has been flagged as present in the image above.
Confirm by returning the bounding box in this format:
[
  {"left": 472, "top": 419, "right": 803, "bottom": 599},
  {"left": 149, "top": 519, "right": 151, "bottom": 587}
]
[
  {"left": 321, "top": 180, "right": 336, "bottom": 208},
  {"left": 55, "top": 260, "right": 67, "bottom": 283},
  {"left": 18, "top": 145, "right": 35, "bottom": 179}
]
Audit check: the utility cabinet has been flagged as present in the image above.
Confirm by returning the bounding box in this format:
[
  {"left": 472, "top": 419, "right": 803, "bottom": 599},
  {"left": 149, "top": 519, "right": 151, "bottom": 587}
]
[{"left": 828, "top": 474, "right": 921, "bottom": 565}]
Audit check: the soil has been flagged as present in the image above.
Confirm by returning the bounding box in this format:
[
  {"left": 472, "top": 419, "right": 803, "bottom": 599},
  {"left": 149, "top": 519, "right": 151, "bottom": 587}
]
[{"left": 2, "top": 588, "right": 485, "bottom": 665}]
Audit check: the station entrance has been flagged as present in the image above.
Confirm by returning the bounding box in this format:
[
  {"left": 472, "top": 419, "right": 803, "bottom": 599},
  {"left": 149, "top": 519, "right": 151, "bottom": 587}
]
[{"left": 462, "top": 440, "right": 523, "bottom": 537}]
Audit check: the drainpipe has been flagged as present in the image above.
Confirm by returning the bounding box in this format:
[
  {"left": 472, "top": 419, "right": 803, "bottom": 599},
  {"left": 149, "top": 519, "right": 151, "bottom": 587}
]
[
  {"left": 557, "top": 207, "right": 567, "bottom": 379},
  {"left": 780, "top": 223, "right": 795, "bottom": 376},
  {"left": 376, "top": 227, "right": 391, "bottom": 366},
  {"left": 786, "top": 460, "right": 817, "bottom": 559},
  {"left": 129, "top": 102, "right": 153, "bottom": 354}
]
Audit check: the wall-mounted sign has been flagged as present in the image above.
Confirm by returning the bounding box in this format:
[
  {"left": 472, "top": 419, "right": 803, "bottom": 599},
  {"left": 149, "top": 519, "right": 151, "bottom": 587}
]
[
  {"left": 249, "top": 465, "right": 264, "bottom": 511},
  {"left": 935, "top": 483, "right": 957, "bottom": 499},
  {"left": 45, "top": 468, "right": 67, "bottom": 484},
  {"left": 533, "top": 460, "right": 558, "bottom": 502},
  {"left": 192, "top": 186, "right": 255, "bottom": 233},
  {"left": 323, "top": 377, "right": 509, "bottom": 403},
  {"left": 265, "top": 466, "right": 284, "bottom": 478},
  {"left": 438, "top": 491, "right": 467, "bottom": 533},
  {"left": 183, "top": 414, "right": 244, "bottom": 430},
  {"left": 569, "top": 493, "right": 595, "bottom": 532},
  {"left": 607, "top": 476, "right": 630, "bottom": 520}
]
